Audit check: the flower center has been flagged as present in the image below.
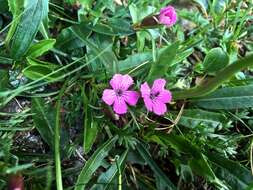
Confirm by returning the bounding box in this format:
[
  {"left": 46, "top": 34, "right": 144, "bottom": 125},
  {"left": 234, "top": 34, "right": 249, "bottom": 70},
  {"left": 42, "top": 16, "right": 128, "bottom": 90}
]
[
  {"left": 115, "top": 89, "right": 123, "bottom": 97},
  {"left": 165, "top": 12, "right": 172, "bottom": 17},
  {"left": 150, "top": 91, "right": 160, "bottom": 100}
]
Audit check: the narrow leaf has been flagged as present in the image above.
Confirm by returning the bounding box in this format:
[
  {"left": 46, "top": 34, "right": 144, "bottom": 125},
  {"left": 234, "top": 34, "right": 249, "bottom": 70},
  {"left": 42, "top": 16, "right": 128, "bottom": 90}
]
[
  {"left": 148, "top": 42, "right": 179, "bottom": 81},
  {"left": 75, "top": 136, "right": 118, "bottom": 190},
  {"left": 71, "top": 23, "right": 118, "bottom": 73},
  {"left": 81, "top": 88, "right": 98, "bottom": 154},
  {"left": 173, "top": 109, "right": 227, "bottom": 128},
  {"left": 26, "top": 39, "right": 56, "bottom": 58},
  {"left": 23, "top": 58, "right": 61, "bottom": 81},
  {"left": 9, "top": 0, "right": 49, "bottom": 59},
  {"left": 31, "top": 98, "right": 55, "bottom": 148},
  {"left": 191, "top": 85, "right": 253, "bottom": 110},
  {"left": 136, "top": 141, "right": 177, "bottom": 190},
  {"left": 206, "top": 152, "right": 253, "bottom": 190},
  {"left": 91, "top": 150, "right": 128, "bottom": 190}
]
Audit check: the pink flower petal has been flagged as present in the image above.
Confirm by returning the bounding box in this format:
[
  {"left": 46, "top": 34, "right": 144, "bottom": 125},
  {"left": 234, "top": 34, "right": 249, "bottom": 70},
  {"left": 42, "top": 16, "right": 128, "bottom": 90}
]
[
  {"left": 102, "top": 89, "right": 116, "bottom": 105},
  {"left": 160, "top": 6, "right": 169, "bottom": 14},
  {"left": 123, "top": 91, "right": 140, "bottom": 106},
  {"left": 121, "top": 74, "right": 134, "bottom": 90},
  {"left": 143, "top": 97, "right": 153, "bottom": 112},
  {"left": 110, "top": 74, "right": 123, "bottom": 89},
  {"left": 110, "top": 74, "right": 134, "bottom": 90},
  {"left": 153, "top": 100, "right": 167, "bottom": 115},
  {"left": 140, "top": 82, "right": 151, "bottom": 98},
  {"left": 159, "top": 6, "right": 177, "bottom": 27},
  {"left": 157, "top": 90, "right": 172, "bottom": 103},
  {"left": 152, "top": 79, "right": 166, "bottom": 92},
  {"left": 113, "top": 97, "right": 128, "bottom": 114}
]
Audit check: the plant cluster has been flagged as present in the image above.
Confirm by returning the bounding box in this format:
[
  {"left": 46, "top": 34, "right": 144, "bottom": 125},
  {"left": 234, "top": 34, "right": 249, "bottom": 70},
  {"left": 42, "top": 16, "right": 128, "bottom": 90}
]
[{"left": 0, "top": 0, "right": 253, "bottom": 190}]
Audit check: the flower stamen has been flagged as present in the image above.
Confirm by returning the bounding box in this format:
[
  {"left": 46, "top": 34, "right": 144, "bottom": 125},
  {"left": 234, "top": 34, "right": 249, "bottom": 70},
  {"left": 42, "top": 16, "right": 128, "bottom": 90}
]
[
  {"left": 150, "top": 91, "right": 160, "bottom": 100},
  {"left": 115, "top": 89, "right": 123, "bottom": 96}
]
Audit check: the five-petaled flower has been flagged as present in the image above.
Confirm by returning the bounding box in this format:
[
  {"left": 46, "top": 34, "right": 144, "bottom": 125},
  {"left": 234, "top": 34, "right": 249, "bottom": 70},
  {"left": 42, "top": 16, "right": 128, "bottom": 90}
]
[
  {"left": 140, "top": 79, "right": 172, "bottom": 115},
  {"left": 159, "top": 6, "right": 177, "bottom": 27},
  {"left": 102, "top": 74, "right": 140, "bottom": 115}
]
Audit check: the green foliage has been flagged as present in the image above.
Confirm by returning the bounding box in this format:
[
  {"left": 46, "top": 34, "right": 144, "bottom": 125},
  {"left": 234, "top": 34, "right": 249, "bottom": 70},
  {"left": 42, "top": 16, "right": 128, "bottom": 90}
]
[
  {"left": 147, "top": 42, "right": 179, "bottom": 82},
  {"left": 0, "top": 0, "right": 253, "bottom": 189},
  {"left": 192, "top": 85, "right": 253, "bottom": 109},
  {"left": 173, "top": 109, "right": 228, "bottom": 128},
  {"left": 203, "top": 47, "right": 230, "bottom": 74},
  {"left": 91, "top": 149, "right": 128, "bottom": 190},
  {"left": 75, "top": 136, "right": 118, "bottom": 190},
  {"left": 136, "top": 141, "right": 177, "bottom": 190},
  {"left": 31, "top": 97, "right": 55, "bottom": 148},
  {"left": 7, "top": 0, "right": 49, "bottom": 60},
  {"left": 26, "top": 39, "right": 56, "bottom": 58},
  {"left": 23, "top": 58, "right": 62, "bottom": 81},
  {"left": 81, "top": 87, "right": 98, "bottom": 154}
]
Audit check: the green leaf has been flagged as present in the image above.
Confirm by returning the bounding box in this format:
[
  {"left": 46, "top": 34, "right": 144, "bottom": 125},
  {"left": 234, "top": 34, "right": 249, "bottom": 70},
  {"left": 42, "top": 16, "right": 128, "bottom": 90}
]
[
  {"left": 0, "top": 56, "right": 13, "bottom": 65},
  {"left": 91, "top": 150, "right": 128, "bottom": 190},
  {"left": 136, "top": 141, "right": 177, "bottom": 190},
  {"left": 145, "top": 132, "right": 220, "bottom": 185},
  {"left": 118, "top": 51, "right": 152, "bottom": 72},
  {"left": 8, "top": 0, "right": 49, "bottom": 60},
  {"left": 129, "top": 3, "right": 156, "bottom": 24},
  {"left": 147, "top": 42, "right": 179, "bottom": 81},
  {"left": 174, "top": 109, "right": 227, "bottom": 128},
  {"left": 72, "top": 23, "right": 118, "bottom": 73},
  {"left": 203, "top": 47, "right": 229, "bottom": 74},
  {"left": 83, "top": 119, "right": 98, "bottom": 154},
  {"left": 193, "top": 0, "right": 209, "bottom": 13},
  {"left": 0, "top": 0, "right": 9, "bottom": 13},
  {"left": 0, "top": 70, "right": 9, "bottom": 91},
  {"left": 174, "top": 48, "right": 194, "bottom": 66},
  {"left": 172, "top": 54, "right": 253, "bottom": 100},
  {"left": 5, "top": 163, "right": 33, "bottom": 174},
  {"left": 118, "top": 48, "right": 192, "bottom": 74},
  {"left": 23, "top": 58, "right": 61, "bottom": 81},
  {"left": 85, "top": 19, "right": 134, "bottom": 36},
  {"left": 206, "top": 152, "right": 253, "bottom": 190},
  {"left": 31, "top": 98, "right": 55, "bottom": 148},
  {"left": 178, "top": 9, "right": 209, "bottom": 27},
  {"left": 81, "top": 89, "right": 98, "bottom": 154},
  {"left": 8, "top": 0, "right": 22, "bottom": 14},
  {"left": 26, "top": 39, "right": 56, "bottom": 58},
  {"left": 212, "top": 0, "right": 226, "bottom": 15},
  {"left": 55, "top": 27, "right": 85, "bottom": 51},
  {"left": 79, "top": 0, "right": 94, "bottom": 9},
  {"left": 6, "top": 0, "right": 25, "bottom": 43},
  {"left": 75, "top": 136, "right": 118, "bottom": 190},
  {"left": 191, "top": 85, "right": 253, "bottom": 110}
]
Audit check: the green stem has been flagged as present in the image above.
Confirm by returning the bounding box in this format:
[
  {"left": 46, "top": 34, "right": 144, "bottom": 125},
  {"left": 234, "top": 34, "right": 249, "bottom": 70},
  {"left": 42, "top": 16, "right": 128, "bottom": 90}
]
[
  {"left": 115, "top": 155, "right": 122, "bottom": 190},
  {"left": 172, "top": 54, "right": 253, "bottom": 100},
  {"left": 55, "top": 83, "right": 67, "bottom": 190}
]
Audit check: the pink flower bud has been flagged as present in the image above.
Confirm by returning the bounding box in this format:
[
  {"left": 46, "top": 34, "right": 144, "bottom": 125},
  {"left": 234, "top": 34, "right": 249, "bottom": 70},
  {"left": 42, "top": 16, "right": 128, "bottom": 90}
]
[{"left": 159, "top": 6, "right": 177, "bottom": 27}]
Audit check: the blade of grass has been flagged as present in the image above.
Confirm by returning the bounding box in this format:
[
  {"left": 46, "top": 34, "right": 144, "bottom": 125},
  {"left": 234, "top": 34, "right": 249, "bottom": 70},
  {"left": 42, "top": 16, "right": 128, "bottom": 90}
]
[
  {"left": 54, "top": 82, "right": 67, "bottom": 190},
  {"left": 75, "top": 136, "right": 118, "bottom": 190},
  {"left": 0, "top": 45, "right": 111, "bottom": 107}
]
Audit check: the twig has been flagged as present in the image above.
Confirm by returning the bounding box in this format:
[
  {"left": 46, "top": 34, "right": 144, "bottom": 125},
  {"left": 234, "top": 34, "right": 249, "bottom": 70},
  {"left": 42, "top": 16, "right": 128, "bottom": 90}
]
[{"left": 153, "top": 102, "right": 185, "bottom": 132}]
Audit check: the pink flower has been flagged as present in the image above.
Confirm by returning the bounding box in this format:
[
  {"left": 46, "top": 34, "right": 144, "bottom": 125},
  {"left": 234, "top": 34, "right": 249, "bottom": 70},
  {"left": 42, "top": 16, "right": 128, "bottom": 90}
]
[
  {"left": 102, "top": 74, "right": 140, "bottom": 115},
  {"left": 159, "top": 6, "right": 177, "bottom": 27},
  {"left": 140, "top": 79, "right": 172, "bottom": 115}
]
